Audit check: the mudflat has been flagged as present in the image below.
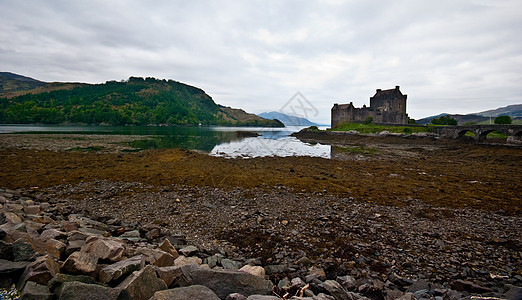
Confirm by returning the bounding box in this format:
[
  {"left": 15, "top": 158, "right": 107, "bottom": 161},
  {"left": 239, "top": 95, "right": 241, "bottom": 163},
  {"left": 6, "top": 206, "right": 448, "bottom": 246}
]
[{"left": 0, "top": 133, "right": 521, "bottom": 286}]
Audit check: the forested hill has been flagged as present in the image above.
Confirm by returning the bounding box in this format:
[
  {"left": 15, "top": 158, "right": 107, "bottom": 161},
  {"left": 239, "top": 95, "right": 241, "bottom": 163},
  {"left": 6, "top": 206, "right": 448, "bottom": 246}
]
[{"left": 0, "top": 75, "right": 283, "bottom": 127}]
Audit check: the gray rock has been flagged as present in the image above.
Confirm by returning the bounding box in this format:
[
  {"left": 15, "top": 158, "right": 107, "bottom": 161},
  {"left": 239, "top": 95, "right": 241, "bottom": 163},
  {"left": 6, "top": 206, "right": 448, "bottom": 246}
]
[
  {"left": 150, "top": 285, "right": 220, "bottom": 300},
  {"left": 0, "top": 259, "right": 31, "bottom": 286},
  {"left": 118, "top": 230, "right": 141, "bottom": 242},
  {"left": 321, "top": 280, "right": 370, "bottom": 300},
  {"left": 264, "top": 264, "right": 288, "bottom": 275},
  {"left": 204, "top": 254, "right": 220, "bottom": 268},
  {"left": 406, "top": 279, "right": 430, "bottom": 293},
  {"left": 451, "top": 279, "right": 492, "bottom": 293},
  {"left": 246, "top": 296, "right": 280, "bottom": 300},
  {"left": 221, "top": 258, "right": 243, "bottom": 270},
  {"left": 413, "top": 289, "right": 432, "bottom": 300},
  {"left": 98, "top": 255, "right": 142, "bottom": 283},
  {"left": 291, "top": 277, "right": 306, "bottom": 288},
  {"left": 12, "top": 240, "right": 37, "bottom": 262},
  {"left": 57, "top": 281, "right": 121, "bottom": 300},
  {"left": 337, "top": 275, "right": 356, "bottom": 290},
  {"left": 20, "top": 281, "right": 52, "bottom": 300},
  {"left": 174, "top": 264, "right": 273, "bottom": 299},
  {"left": 503, "top": 284, "right": 522, "bottom": 300},
  {"left": 313, "top": 294, "right": 336, "bottom": 300},
  {"left": 395, "top": 292, "right": 415, "bottom": 300},
  {"left": 306, "top": 266, "right": 326, "bottom": 282},
  {"left": 24, "top": 205, "right": 42, "bottom": 215},
  {"left": 179, "top": 245, "right": 198, "bottom": 256},
  {"left": 117, "top": 265, "right": 167, "bottom": 300},
  {"left": 47, "top": 273, "right": 99, "bottom": 293},
  {"left": 0, "top": 240, "right": 14, "bottom": 260},
  {"left": 226, "top": 293, "right": 248, "bottom": 300}
]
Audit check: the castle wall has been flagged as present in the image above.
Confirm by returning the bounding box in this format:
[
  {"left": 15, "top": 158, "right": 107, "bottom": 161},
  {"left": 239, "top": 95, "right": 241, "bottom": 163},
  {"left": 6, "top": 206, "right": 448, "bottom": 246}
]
[{"left": 331, "top": 86, "right": 408, "bottom": 127}]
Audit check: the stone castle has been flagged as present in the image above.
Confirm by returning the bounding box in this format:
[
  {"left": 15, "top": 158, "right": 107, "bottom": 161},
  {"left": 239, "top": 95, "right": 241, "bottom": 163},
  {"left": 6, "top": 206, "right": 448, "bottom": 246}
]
[{"left": 331, "top": 86, "right": 408, "bottom": 127}]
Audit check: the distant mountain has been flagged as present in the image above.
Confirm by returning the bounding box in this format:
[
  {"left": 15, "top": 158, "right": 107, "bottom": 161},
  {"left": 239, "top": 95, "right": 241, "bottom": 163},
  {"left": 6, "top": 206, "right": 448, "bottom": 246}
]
[
  {"left": 416, "top": 114, "right": 490, "bottom": 125},
  {"left": 0, "top": 73, "right": 283, "bottom": 127},
  {"left": 0, "top": 72, "right": 87, "bottom": 98},
  {"left": 258, "top": 111, "right": 319, "bottom": 126},
  {"left": 474, "top": 104, "right": 522, "bottom": 118}
]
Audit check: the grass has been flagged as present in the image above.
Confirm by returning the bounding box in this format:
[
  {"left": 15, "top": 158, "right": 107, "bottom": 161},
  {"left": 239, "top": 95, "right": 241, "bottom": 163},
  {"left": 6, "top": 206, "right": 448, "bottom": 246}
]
[
  {"left": 333, "top": 145, "right": 377, "bottom": 156},
  {"left": 464, "top": 131, "right": 508, "bottom": 138},
  {"left": 328, "top": 123, "right": 429, "bottom": 134},
  {"left": 67, "top": 146, "right": 105, "bottom": 152}
]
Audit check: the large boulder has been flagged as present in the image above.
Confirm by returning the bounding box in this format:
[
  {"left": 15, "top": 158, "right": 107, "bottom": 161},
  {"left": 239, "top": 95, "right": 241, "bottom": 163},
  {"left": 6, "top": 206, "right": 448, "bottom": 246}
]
[
  {"left": 158, "top": 239, "right": 179, "bottom": 259},
  {"left": 150, "top": 285, "right": 220, "bottom": 300},
  {"left": 239, "top": 265, "right": 266, "bottom": 278},
  {"left": 174, "top": 255, "right": 202, "bottom": 267},
  {"left": 174, "top": 264, "right": 273, "bottom": 299},
  {"left": 137, "top": 248, "right": 175, "bottom": 267},
  {"left": 98, "top": 255, "right": 142, "bottom": 283},
  {"left": 61, "top": 251, "right": 98, "bottom": 275},
  {"left": 80, "top": 237, "right": 125, "bottom": 262},
  {"left": 47, "top": 273, "right": 100, "bottom": 294},
  {"left": 154, "top": 266, "right": 183, "bottom": 287},
  {"left": 57, "top": 281, "right": 122, "bottom": 300},
  {"left": 117, "top": 265, "right": 167, "bottom": 300},
  {"left": 20, "top": 281, "right": 52, "bottom": 300},
  {"left": 0, "top": 259, "right": 30, "bottom": 288},
  {"left": 17, "top": 254, "right": 60, "bottom": 289}
]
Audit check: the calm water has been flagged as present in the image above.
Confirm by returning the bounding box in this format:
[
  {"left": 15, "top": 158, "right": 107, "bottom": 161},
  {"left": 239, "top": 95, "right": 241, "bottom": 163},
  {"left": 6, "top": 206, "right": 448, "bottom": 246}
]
[{"left": 0, "top": 124, "right": 331, "bottom": 158}]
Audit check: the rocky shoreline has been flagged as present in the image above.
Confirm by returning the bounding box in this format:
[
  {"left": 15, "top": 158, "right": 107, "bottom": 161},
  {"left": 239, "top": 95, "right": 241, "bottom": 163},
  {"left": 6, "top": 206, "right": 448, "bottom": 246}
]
[
  {"left": 0, "top": 133, "right": 521, "bottom": 299},
  {"left": 1, "top": 185, "right": 521, "bottom": 300}
]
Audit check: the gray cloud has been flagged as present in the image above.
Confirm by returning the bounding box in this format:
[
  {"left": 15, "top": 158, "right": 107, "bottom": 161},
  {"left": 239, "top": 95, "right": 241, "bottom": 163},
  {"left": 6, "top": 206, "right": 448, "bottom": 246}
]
[{"left": 1, "top": 0, "right": 521, "bottom": 122}]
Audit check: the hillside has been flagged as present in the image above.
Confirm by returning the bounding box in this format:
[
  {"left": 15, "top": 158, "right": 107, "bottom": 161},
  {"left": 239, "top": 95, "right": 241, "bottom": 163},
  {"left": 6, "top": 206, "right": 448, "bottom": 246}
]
[
  {"left": 475, "top": 104, "right": 522, "bottom": 118},
  {"left": 258, "top": 111, "right": 319, "bottom": 126},
  {"left": 0, "top": 72, "right": 86, "bottom": 99},
  {"left": 0, "top": 74, "right": 283, "bottom": 127},
  {"left": 417, "top": 104, "right": 522, "bottom": 125},
  {"left": 416, "top": 114, "right": 489, "bottom": 125}
]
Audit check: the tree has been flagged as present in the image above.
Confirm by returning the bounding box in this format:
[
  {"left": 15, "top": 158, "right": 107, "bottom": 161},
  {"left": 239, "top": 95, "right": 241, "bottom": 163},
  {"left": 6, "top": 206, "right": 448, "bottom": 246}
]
[
  {"left": 494, "top": 115, "right": 512, "bottom": 124},
  {"left": 431, "top": 115, "right": 457, "bottom": 125}
]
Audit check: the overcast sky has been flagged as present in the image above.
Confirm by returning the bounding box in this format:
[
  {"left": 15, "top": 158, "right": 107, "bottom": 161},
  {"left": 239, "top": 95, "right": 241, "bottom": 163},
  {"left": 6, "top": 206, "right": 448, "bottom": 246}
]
[{"left": 1, "top": 0, "right": 521, "bottom": 123}]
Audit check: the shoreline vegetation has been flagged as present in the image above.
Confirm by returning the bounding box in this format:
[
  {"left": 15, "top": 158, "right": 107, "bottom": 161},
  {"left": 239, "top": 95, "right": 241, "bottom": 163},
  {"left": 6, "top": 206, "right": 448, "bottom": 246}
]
[{"left": 302, "top": 123, "right": 510, "bottom": 139}]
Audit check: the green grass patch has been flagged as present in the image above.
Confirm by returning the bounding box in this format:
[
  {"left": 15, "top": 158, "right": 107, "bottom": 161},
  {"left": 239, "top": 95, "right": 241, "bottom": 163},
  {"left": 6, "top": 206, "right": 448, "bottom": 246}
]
[
  {"left": 334, "top": 145, "right": 377, "bottom": 156},
  {"left": 485, "top": 131, "right": 508, "bottom": 138},
  {"left": 329, "top": 122, "right": 429, "bottom": 134},
  {"left": 67, "top": 146, "right": 104, "bottom": 152}
]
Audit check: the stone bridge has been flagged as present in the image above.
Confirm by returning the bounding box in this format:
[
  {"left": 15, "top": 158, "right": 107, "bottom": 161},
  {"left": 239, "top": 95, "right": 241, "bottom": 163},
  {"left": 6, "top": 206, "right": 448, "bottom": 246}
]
[{"left": 431, "top": 124, "right": 522, "bottom": 143}]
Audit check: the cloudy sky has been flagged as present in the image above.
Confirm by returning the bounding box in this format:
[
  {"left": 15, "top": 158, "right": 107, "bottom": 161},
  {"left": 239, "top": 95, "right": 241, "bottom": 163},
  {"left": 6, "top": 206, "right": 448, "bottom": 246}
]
[{"left": 1, "top": 0, "right": 521, "bottom": 123}]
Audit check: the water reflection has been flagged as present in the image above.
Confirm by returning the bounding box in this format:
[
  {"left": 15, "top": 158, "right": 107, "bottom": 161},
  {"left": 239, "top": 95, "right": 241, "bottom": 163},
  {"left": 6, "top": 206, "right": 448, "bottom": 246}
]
[
  {"left": 210, "top": 136, "right": 330, "bottom": 158},
  {"left": 0, "top": 124, "right": 333, "bottom": 158}
]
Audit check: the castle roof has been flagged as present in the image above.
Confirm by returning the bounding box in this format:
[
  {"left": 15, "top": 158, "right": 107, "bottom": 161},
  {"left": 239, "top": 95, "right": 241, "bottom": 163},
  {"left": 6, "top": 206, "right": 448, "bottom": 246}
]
[
  {"left": 372, "top": 86, "right": 405, "bottom": 99},
  {"left": 333, "top": 103, "right": 353, "bottom": 109}
]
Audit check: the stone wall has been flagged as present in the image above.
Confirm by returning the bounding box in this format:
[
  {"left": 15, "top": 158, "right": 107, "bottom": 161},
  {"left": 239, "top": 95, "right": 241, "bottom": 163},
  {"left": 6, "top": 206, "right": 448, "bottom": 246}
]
[{"left": 331, "top": 86, "right": 409, "bottom": 127}]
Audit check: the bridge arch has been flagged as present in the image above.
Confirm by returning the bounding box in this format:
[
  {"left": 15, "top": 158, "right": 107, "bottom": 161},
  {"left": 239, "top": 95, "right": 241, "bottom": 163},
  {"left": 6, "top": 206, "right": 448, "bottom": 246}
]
[
  {"left": 457, "top": 129, "right": 476, "bottom": 139},
  {"left": 478, "top": 129, "right": 497, "bottom": 141}
]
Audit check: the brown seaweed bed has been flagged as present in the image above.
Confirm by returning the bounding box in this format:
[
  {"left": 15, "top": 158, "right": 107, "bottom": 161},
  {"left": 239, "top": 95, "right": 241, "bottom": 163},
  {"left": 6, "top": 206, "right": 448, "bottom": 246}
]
[{"left": 0, "top": 133, "right": 521, "bottom": 290}]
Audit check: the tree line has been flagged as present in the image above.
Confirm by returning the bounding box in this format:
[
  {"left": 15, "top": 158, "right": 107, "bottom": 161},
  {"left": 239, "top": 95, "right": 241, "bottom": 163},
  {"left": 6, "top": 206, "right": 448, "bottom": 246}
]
[{"left": 0, "top": 78, "right": 232, "bottom": 126}]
